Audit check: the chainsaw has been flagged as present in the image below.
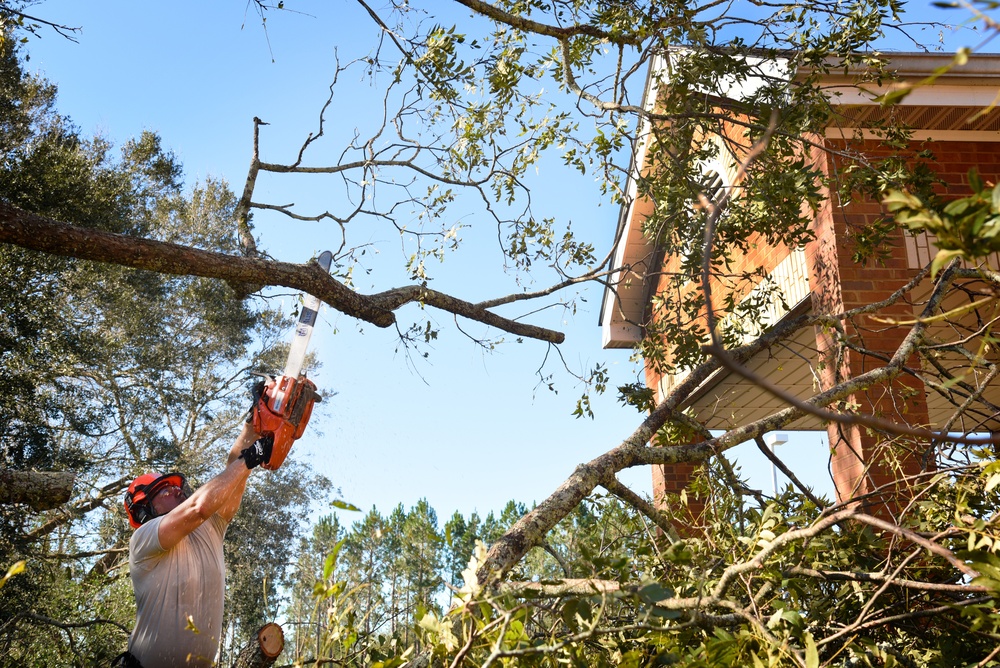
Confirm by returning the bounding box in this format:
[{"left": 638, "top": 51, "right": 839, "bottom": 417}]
[{"left": 250, "top": 250, "right": 333, "bottom": 470}]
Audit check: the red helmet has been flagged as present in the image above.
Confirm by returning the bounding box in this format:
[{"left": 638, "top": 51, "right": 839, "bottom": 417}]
[{"left": 124, "top": 471, "right": 186, "bottom": 529}]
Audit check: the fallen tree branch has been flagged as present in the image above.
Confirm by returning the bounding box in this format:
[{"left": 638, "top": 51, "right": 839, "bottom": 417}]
[
  {"left": 0, "top": 201, "right": 565, "bottom": 343},
  {"left": 600, "top": 476, "right": 676, "bottom": 537},
  {"left": 476, "top": 308, "right": 822, "bottom": 583},
  {"left": 19, "top": 611, "right": 131, "bottom": 636},
  {"left": 44, "top": 547, "right": 127, "bottom": 561},
  {"left": 784, "top": 566, "right": 987, "bottom": 593}
]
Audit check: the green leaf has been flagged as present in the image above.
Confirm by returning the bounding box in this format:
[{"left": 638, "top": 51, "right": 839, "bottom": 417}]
[
  {"left": 876, "top": 85, "right": 913, "bottom": 106},
  {"left": 418, "top": 611, "right": 443, "bottom": 633},
  {"left": 969, "top": 168, "right": 984, "bottom": 194},
  {"left": 322, "top": 538, "right": 346, "bottom": 580},
  {"left": 805, "top": 632, "right": 819, "bottom": 668},
  {"left": 331, "top": 499, "right": 361, "bottom": 512},
  {"left": 930, "top": 249, "right": 964, "bottom": 278},
  {"left": 0, "top": 561, "right": 25, "bottom": 590},
  {"left": 882, "top": 189, "right": 922, "bottom": 212},
  {"left": 943, "top": 197, "right": 973, "bottom": 216},
  {"left": 322, "top": 553, "right": 335, "bottom": 581},
  {"left": 561, "top": 599, "right": 580, "bottom": 630},
  {"left": 638, "top": 582, "right": 673, "bottom": 604},
  {"left": 985, "top": 472, "right": 1000, "bottom": 493},
  {"left": 649, "top": 606, "right": 683, "bottom": 620}
]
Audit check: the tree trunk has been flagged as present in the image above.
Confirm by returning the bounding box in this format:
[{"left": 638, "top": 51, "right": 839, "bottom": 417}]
[
  {"left": 0, "top": 471, "right": 75, "bottom": 510},
  {"left": 231, "top": 623, "right": 284, "bottom": 668}
]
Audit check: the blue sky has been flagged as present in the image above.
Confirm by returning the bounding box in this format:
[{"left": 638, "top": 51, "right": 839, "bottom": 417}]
[
  {"left": 20, "top": 0, "right": 656, "bottom": 520},
  {"left": 20, "top": 0, "right": 980, "bottom": 522}
]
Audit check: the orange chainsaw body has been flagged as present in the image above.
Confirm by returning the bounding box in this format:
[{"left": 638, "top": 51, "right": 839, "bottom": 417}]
[{"left": 252, "top": 375, "right": 321, "bottom": 470}]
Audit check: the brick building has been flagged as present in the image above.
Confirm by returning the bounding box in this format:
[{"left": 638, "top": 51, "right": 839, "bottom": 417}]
[{"left": 600, "top": 52, "right": 1000, "bottom": 508}]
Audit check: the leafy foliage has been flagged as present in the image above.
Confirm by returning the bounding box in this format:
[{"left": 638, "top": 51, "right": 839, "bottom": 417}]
[
  {"left": 0, "top": 31, "right": 328, "bottom": 664},
  {"left": 282, "top": 460, "right": 1000, "bottom": 667},
  {"left": 6, "top": 0, "right": 1000, "bottom": 664}
]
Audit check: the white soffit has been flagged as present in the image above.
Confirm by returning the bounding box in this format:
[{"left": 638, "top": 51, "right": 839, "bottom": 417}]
[
  {"left": 601, "top": 53, "right": 667, "bottom": 349},
  {"left": 826, "top": 84, "right": 1000, "bottom": 107},
  {"left": 819, "top": 53, "right": 1000, "bottom": 107}
]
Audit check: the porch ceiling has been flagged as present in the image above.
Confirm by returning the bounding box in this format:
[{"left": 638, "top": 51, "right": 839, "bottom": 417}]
[
  {"left": 675, "top": 325, "right": 826, "bottom": 432},
  {"left": 675, "top": 300, "right": 1000, "bottom": 436},
  {"left": 910, "top": 278, "right": 1000, "bottom": 435},
  {"left": 833, "top": 105, "right": 1000, "bottom": 133}
]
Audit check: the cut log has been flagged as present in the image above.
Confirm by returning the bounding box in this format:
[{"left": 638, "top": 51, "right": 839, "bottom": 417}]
[
  {"left": 232, "top": 622, "right": 284, "bottom": 668},
  {"left": 0, "top": 471, "right": 75, "bottom": 510}
]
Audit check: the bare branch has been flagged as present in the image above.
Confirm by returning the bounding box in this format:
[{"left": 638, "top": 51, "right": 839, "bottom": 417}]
[
  {"left": 452, "top": 0, "right": 646, "bottom": 45},
  {"left": 601, "top": 476, "right": 675, "bottom": 537}
]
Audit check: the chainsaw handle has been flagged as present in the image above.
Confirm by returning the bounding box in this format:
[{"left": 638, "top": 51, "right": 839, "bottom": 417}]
[
  {"left": 246, "top": 374, "right": 275, "bottom": 422},
  {"left": 249, "top": 374, "right": 320, "bottom": 470}
]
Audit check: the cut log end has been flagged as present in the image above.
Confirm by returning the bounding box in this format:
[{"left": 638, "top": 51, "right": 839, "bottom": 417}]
[
  {"left": 258, "top": 622, "right": 283, "bottom": 659},
  {"left": 231, "top": 622, "right": 284, "bottom": 668}
]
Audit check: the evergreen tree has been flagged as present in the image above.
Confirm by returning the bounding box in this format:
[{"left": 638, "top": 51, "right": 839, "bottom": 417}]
[
  {"left": 288, "top": 514, "right": 343, "bottom": 662},
  {"left": 343, "top": 507, "right": 387, "bottom": 638},
  {"left": 0, "top": 32, "right": 326, "bottom": 663},
  {"left": 382, "top": 503, "right": 406, "bottom": 638},
  {"left": 401, "top": 499, "right": 443, "bottom": 626}
]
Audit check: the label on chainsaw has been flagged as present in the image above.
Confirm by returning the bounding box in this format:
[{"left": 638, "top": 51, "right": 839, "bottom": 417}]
[
  {"left": 297, "top": 308, "right": 318, "bottom": 330},
  {"left": 277, "top": 250, "right": 333, "bottom": 401}
]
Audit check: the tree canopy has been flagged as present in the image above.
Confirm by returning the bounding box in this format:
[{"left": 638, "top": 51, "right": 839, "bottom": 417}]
[{"left": 4, "top": 0, "right": 1000, "bottom": 666}]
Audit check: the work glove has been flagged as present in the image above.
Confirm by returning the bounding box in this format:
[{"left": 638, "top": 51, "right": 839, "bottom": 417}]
[{"left": 239, "top": 435, "right": 273, "bottom": 470}]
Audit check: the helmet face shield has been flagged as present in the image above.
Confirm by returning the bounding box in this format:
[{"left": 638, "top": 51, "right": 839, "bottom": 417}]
[{"left": 124, "top": 472, "right": 186, "bottom": 529}]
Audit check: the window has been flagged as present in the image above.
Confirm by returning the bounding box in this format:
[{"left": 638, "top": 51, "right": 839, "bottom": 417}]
[{"left": 679, "top": 163, "right": 730, "bottom": 277}]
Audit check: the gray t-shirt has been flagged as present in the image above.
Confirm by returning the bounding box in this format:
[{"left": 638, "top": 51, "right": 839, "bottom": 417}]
[{"left": 128, "top": 513, "right": 228, "bottom": 667}]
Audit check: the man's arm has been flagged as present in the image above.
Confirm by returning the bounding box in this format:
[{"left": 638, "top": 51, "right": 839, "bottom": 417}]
[
  {"left": 218, "top": 421, "right": 260, "bottom": 521},
  {"left": 157, "top": 422, "right": 260, "bottom": 550}
]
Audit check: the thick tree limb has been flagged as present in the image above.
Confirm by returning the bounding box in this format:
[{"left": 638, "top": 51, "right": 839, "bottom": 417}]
[
  {"left": 498, "top": 579, "right": 622, "bottom": 597},
  {"left": 476, "top": 264, "right": 988, "bottom": 583},
  {"left": 0, "top": 201, "right": 565, "bottom": 343},
  {"left": 23, "top": 476, "right": 130, "bottom": 542},
  {"left": 0, "top": 471, "right": 75, "bottom": 510}
]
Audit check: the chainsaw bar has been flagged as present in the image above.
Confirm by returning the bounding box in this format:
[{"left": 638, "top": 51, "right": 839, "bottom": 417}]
[{"left": 273, "top": 250, "right": 333, "bottom": 412}]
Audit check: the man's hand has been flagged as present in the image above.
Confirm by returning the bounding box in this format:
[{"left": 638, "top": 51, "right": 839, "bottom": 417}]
[
  {"left": 239, "top": 436, "right": 272, "bottom": 470},
  {"left": 247, "top": 377, "right": 270, "bottom": 423}
]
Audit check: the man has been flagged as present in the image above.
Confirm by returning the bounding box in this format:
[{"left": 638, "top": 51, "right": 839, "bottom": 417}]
[{"left": 115, "top": 421, "right": 270, "bottom": 668}]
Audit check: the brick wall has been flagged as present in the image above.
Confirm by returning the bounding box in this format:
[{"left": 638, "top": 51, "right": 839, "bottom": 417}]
[
  {"left": 649, "top": 135, "right": 1000, "bottom": 513},
  {"left": 809, "top": 137, "right": 1000, "bottom": 509}
]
